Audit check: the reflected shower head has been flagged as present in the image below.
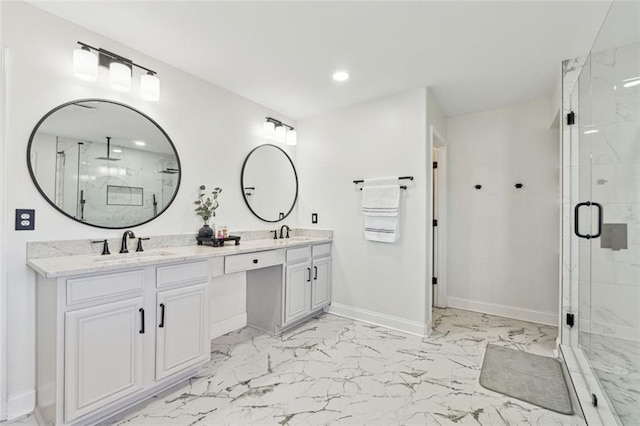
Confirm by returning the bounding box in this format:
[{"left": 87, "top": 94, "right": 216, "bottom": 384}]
[
  {"left": 156, "top": 168, "right": 179, "bottom": 174},
  {"left": 95, "top": 136, "right": 121, "bottom": 161}
]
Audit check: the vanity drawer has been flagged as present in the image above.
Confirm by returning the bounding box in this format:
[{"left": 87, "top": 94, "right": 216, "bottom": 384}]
[
  {"left": 225, "top": 250, "right": 281, "bottom": 274},
  {"left": 286, "top": 246, "right": 311, "bottom": 264},
  {"left": 312, "top": 243, "right": 331, "bottom": 258},
  {"left": 157, "top": 260, "right": 209, "bottom": 288},
  {"left": 66, "top": 270, "right": 145, "bottom": 306}
]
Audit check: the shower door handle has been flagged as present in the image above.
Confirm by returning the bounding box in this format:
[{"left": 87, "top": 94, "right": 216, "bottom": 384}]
[
  {"left": 591, "top": 202, "right": 603, "bottom": 239},
  {"left": 574, "top": 201, "right": 603, "bottom": 239}
]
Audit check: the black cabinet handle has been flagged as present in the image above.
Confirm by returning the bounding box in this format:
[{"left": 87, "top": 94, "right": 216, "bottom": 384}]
[
  {"left": 574, "top": 201, "right": 604, "bottom": 239},
  {"left": 307, "top": 268, "right": 311, "bottom": 282},
  {"left": 159, "top": 303, "right": 165, "bottom": 328},
  {"left": 314, "top": 266, "right": 318, "bottom": 280},
  {"left": 253, "top": 259, "right": 259, "bottom": 264},
  {"left": 139, "top": 308, "right": 145, "bottom": 334}
]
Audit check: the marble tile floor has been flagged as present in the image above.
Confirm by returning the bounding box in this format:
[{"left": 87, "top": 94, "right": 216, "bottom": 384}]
[
  {"left": 3, "top": 308, "right": 585, "bottom": 426},
  {"left": 582, "top": 333, "right": 640, "bottom": 425},
  {"left": 97, "top": 308, "right": 584, "bottom": 426}
]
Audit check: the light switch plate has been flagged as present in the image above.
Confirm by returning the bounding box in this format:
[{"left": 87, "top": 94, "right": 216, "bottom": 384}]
[
  {"left": 312, "top": 213, "right": 318, "bottom": 224},
  {"left": 15, "top": 209, "right": 35, "bottom": 230}
]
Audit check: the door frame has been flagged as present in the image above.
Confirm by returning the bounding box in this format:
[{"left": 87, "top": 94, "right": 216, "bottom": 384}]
[
  {"left": 429, "top": 125, "right": 448, "bottom": 309},
  {"left": 0, "top": 45, "right": 8, "bottom": 421}
]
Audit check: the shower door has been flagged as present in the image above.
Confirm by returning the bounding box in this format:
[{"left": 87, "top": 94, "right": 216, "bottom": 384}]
[{"left": 572, "top": 41, "right": 640, "bottom": 426}]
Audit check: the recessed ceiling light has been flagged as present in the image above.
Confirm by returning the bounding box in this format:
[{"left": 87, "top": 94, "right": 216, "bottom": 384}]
[
  {"left": 332, "top": 71, "right": 350, "bottom": 82},
  {"left": 112, "top": 148, "right": 122, "bottom": 153},
  {"left": 133, "top": 140, "right": 146, "bottom": 146},
  {"left": 584, "top": 129, "right": 599, "bottom": 135},
  {"left": 623, "top": 80, "right": 640, "bottom": 88}
]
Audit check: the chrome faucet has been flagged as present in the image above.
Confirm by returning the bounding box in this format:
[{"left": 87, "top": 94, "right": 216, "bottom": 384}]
[
  {"left": 120, "top": 230, "right": 136, "bottom": 253},
  {"left": 279, "top": 225, "right": 290, "bottom": 239}
]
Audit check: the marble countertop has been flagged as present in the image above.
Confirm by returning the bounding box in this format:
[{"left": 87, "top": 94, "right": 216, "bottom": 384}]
[{"left": 27, "top": 236, "right": 332, "bottom": 279}]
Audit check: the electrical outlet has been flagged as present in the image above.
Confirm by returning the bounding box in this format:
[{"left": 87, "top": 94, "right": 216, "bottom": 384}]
[
  {"left": 312, "top": 213, "right": 318, "bottom": 224},
  {"left": 15, "top": 209, "right": 35, "bottom": 230}
]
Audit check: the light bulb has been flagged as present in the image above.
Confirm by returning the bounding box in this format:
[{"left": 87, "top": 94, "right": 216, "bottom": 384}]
[
  {"left": 275, "top": 125, "right": 287, "bottom": 143},
  {"left": 332, "top": 71, "right": 350, "bottom": 82},
  {"left": 286, "top": 129, "right": 297, "bottom": 146},
  {"left": 109, "top": 62, "right": 131, "bottom": 92},
  {"left": 73, "top": 46, "right": 98, "bottom": 82},
  {"left": 140, "top": 72, "right": 160, "bottom": 101},
  {"left": 263, "top": 121, "right": 275, "bottom": 139}
]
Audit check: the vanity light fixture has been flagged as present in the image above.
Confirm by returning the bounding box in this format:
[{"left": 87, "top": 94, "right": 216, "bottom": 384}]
[
  {"left": 263, "top": 120, "right": 275, "bottom": 139},
  {"left": 109, "top": 61, "right": 132, "bottom": 92},
  {"left": 73, "top": 46, "right": 98, "bottom": 81},
  {"left": 286, "top": 129, "right": 297, "bottom": 146},
  {"left": 73, "top": 41, "right": 160, "bottom": 101},
  {"left": 263, "top": 117, "right": 296, "bottom": 146},
  {"left": 275, "top": 125, "right": 287, "bottom": 143}
]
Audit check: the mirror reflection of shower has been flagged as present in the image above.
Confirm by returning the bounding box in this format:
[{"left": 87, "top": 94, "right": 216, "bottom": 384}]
[{"left": 40, "top": 134, "right": 179, "bottom": 227}]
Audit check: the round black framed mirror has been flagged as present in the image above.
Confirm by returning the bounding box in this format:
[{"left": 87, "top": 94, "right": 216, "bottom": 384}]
[
  {"left": 27, "top": 99, "right": 181, "bottom": 229},
  {"left": 240, "top": 144, "right": 298, "bottom": 223}
]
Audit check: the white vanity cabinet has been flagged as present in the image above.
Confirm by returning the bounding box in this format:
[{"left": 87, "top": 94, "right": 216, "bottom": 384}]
[
  {"left": 246, "top": 243, "right": 332, "bottom": 334},
  {"left": 155, "top": 283, "right": 209, "bottom": 380},
  {"left": 64, "top": 296, "right": 145, "bottom": 421},
  {"left": 284, "top": 258, "right": 312, "bottom": 324},
  {"left": 283, "top": 243, "right": 332, "bottom": 326},
  {"left": 36, "top": 260, "right": 211, "bottom": 426}
]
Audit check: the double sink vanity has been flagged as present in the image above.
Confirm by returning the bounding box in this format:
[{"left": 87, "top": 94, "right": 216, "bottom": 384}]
[
  {"left": 27, "top": 230, "right": 332, "bottom": 426},
  {"left": 25, "top": 98, "right": 318, "bottom": 425}
]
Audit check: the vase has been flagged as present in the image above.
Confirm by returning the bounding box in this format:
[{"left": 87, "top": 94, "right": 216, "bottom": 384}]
[{"left": 198, "top": 222, "right": 214, "bottom": 238}]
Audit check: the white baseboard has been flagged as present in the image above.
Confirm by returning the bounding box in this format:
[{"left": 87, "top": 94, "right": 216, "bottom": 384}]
[
  {"left": 447, "top": 297, "right": 558, "bottom": 326},
  {"left": 328, "top": 302, "right": 428, "bottom": 337},
  {"left": 210, "top": 313, "right": 247, "bottom": 340},
  {"left": 7, "top": 390, "right": 34, "bottom": 421}
]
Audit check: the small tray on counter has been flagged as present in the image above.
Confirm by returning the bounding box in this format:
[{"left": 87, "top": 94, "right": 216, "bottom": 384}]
[{"left": 197, "top": 235, "right": 241, "bottom": 247}]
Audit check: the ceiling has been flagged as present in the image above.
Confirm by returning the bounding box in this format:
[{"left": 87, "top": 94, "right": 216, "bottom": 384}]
[{"left": 30, "top": 1, "right": 611, "bottom": 119}]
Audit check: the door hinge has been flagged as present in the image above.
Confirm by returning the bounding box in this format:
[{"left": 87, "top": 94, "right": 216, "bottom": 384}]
[
  {"left": 433, "top": 219, "right": 438, "bottom": 227},
  {"left": 567, "top": 111, "right": 575, "bottom": 126},
  {"left": 433, "top": 161, "right": 438, "bottom": 169},
  {"left": 566, "top": 313, "right": 575, "bottom": 327},
  {"left": 432, "top": 277, "right": 438, "bottom": 285}
]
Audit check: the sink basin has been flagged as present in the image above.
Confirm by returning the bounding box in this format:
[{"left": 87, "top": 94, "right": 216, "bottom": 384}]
[{"left": 89, "top": 251, "right": 175, "bottom": 263}]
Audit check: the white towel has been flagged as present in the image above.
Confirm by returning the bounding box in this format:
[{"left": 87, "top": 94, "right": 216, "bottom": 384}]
[{"left": 362, "top": 177, "right": 400, "bottom": 242}]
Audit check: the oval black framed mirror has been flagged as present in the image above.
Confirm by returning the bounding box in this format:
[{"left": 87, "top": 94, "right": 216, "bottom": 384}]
[
  {"left": 27, "top": 99, "right": 181, "bottom": 229},
  {"left": 240, "top": 144, "right": 298, "bottom": 223}
]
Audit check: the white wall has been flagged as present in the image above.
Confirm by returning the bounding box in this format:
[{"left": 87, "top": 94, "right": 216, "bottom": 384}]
[
  {"left": 1, "top": 2, "right": 297, "bottom": 418},
  {"left": 446, "top": 98, "right": 560, "bottom": 325},
  {"left": 296, "top": 88, "right": 430, "bottom": 335}
]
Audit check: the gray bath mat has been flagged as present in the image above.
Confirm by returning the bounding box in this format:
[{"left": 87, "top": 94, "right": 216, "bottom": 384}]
[{"left": 479, "top": 344, "right": 574, "bottom": 415}]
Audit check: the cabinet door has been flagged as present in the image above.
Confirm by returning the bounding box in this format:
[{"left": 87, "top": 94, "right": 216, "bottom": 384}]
[
  {"left": 156, "top": 283, "right": 210, "bottom": 381},
  {"left": 65, "top": 297, "right": 144, "bottom": 422},
  {"left": 312, "top": 257, "right": 331, "bottom": 310},
  {"left": 284, "top": 262, "right": 311, "bottom": 324}
]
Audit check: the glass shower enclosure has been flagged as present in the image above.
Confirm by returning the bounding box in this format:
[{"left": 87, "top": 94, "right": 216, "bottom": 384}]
[{"left": 562, "top": 2, "right": 639, "bottom": 424}]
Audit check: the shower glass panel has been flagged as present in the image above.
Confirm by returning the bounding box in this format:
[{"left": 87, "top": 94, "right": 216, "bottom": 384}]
[{"left": 570, "top": 2, "right": 640, "bottom": 424}]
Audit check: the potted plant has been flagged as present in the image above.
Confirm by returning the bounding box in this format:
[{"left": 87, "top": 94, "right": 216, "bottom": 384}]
[{"left": 194, "top": 185, "right": 222, "bottom": 238}]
